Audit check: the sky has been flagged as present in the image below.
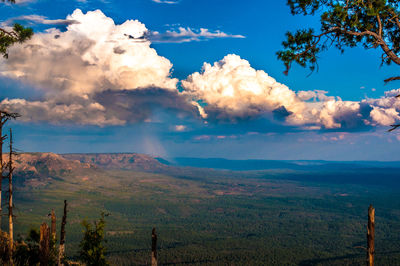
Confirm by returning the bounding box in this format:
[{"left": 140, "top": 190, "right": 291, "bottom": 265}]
[{"left": 0, "top": 0, "right": 400, "bottom": 160}]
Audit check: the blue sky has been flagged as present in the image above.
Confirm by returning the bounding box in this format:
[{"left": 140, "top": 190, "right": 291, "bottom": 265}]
[{"left": 0, "top": 0, "right": 400, "bottom": 160}]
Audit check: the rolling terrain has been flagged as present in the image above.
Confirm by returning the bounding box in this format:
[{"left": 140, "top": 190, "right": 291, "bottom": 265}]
[{"left": 3, "top": 153, "right": 400, "bottom": 265}]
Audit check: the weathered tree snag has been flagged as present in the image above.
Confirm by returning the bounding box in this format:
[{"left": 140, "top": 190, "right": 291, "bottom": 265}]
[
  {"left": 50, "top": 209, "right": 56, "bottom": 256},
  {"left": 58, "top": 200, "right": 67, "bottom": 266},
  {"left": 1, "top": 115, "right": 9, "bottom": 230},
  {"left": 40, "top": 222, "right": 50, "bottom": 266},
  {"left": 0, "top": 111, "right": 19, "bottom": 231},
  {"left": 367, "top": 205, "right": 375, "bottom": 266},
  {"left": 51, "top": 210, "right": 56, "bottom": 242},
  {"left": 152, "top": 227, "right": 157, "bottom": 266},
  {"left": 8, "top": 128, "right": 14, "bottom": 265},
  {"left": 0, "top": 125, "right": 3, "bottom": 230}
]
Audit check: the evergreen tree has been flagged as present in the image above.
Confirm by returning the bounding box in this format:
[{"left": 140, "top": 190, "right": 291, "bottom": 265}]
[
  {"left": 277, "top": 0, "right": 400, "bottom": 84},
  {"left": 79, "top": 213, "right": 109, "bottom": 266},
  {"left": 1, "top": 0, "right": 33, "bottom": 58}
]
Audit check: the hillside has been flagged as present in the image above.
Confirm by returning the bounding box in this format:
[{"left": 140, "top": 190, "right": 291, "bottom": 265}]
[
  {"left": 5, "top": 152, "right": 169, "bottom": 179},
  {"left": 2, "top": 153, "right": 89, "bottom": 185},
  {"left": 5, "top": 152, "right": 172, "bottom": 187},
  {"left": 7, "top": 152, "right": 400, "bottom": 187},
  {"left": 3, "top": 152, "right": 400, "bottom": 265},
  {"left": 5, "top": 152, "right": 90, "bottom": 173},
  {"left": 61, "top": 153, "right": 169, "bottom": 171}
]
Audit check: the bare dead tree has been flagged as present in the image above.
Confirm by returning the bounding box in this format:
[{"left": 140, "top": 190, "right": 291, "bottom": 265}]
[
  {"left": 0, "top": 116, "right": 4, "bottom": 229},
  {"left": 0, "top": 111, "right": 19, "bottom": 230},
  {"left": 7, "top": 128, "right": 15, "bottom": 265},
  {"left": 50, "top": 210, "right": 56, "bottom": 239},
  {"left": 50, "top": 210, "right": 56, "bottom": 256},
  {"left": 367, "top": 205, "right": 375, "bottom": 266},
  {"left": 39, "top": 222, "right": 50, "bottom": 266},
  {"left": 151, "top": 227, "right": 157, "bottom": 266},
  {"left": 58, "top": 200, "right": 67, "bottom": 266}
]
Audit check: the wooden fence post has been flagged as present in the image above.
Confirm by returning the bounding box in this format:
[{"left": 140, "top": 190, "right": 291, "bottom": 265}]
[
  {"left": 367, "top": 205, "right": 375, "bottom": 266},
  {"left": 152, "top": 227, "right": 157, "bottom": 266},
  {"left": 40, "top": 222, "right": 50, "bottom": 266}
]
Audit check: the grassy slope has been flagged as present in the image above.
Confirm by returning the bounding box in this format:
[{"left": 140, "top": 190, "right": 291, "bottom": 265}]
[{"left": 3, "top": 165, "right": 400, "bottom": 265}]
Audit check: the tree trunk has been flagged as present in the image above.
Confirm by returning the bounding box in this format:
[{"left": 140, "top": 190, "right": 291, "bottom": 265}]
[
  {"left": 367, "top": 205, "right": 375, "bottom": 266},
  {"left": 8, "top": 128, "right": 13, "bottom": 265},
  {"left": 40, "top": 222, "right": 50, "bottom": 266},
  {"left": 58, "top": 200, "right": 67, "bottom": 266},
  {"left": 50, "top": 209, "right": 56, "bottom": 255},
  {"left": 0, "top": 111, "right": 18, "bottom": 233},
  {"left": 51, "top": 210, "right": 56, "bottom": 241},
  {"left": 151, "top": 227, "right": 157, "bottom": 266},
  {"left": 0, "top": 124, "right": 3, "bottom": 230}
]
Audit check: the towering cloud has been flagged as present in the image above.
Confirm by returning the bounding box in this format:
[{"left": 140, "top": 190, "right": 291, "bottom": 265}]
[
  {"left": 182, "top": 55, "right": 400, "bottom": 129},
  {"left": 0, "top": 10, "right": 399, "bottom": 131},
  {"left": 3, "top": 9, "right": 178, "bottom": 95},
  {"left": 182, "top": 54, "right": 305, "bottom": 121},
  {"left": 0, "top": 9, "right": 187, "bottom": 125}
]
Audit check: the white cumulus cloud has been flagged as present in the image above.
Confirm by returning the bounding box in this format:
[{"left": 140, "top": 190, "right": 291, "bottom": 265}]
[
  {"left": 1, "top": 10, "right": 399, "bottom": 131},
  {"left": 370, "top": 107, "right": 400, "bottom": 126},
  {"left": 182, "top": 54, "right": 305, "bottom": 121},
  {"left": 0, "top": 9, "right": 186, "bottom": 125},
  {"left": 182, "top": 54, "right": 400, "bottom": 129}
]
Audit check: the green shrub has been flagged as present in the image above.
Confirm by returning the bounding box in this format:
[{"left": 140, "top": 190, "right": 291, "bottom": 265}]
[
  {"left": 14, "top": 229, "right": 40, "bottom": 266},
  {"left": 79, "top": 213, "right": 109, "bottom": 266}
]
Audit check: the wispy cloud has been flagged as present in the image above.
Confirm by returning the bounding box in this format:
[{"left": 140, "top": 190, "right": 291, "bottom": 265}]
[
  {"left": 151, "top": 0, "right": 180, "bottom": 4},
  {"left": 4, "top": 14, "right": 79, "bottom": 26},
  {"left": 149, "top": 27, "right": 245, "bottom": 43},
  {"left": 174, "top": 125, "right": 187, "bottom": 132},
  {"left": 12, "top": 0, "right": 36, "bottom": 4}
]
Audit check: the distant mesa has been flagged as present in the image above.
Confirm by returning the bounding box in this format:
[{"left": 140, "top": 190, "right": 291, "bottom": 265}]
[
  {"left": 9, "top": 153, "right": 400, "bottom": 177},
  {"left": 61, "top": 153, "right": 169, "bottom": 171},
  {"left": 7, "top": 153, "right": 400, "bottom": 189},
  {"left": 7, "top": 152, "right": 92, "bottom": 175},
  {"left": 6, "top": 152, "right": 171, "bottom": 188}
]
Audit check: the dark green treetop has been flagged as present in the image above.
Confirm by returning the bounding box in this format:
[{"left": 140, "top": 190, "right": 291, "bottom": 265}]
[
  {"left": 1, "top": 0, "right": 33, "bottom": 58},
  {"left": 79, "top": 213, "right": 110, "bottom": 266},
  {"left": 277, "top": 0, "right": 400, "bottom": 83}
]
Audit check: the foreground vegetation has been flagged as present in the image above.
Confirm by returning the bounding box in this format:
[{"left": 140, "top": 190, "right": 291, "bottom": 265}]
[{"left": 1, "top": 160, "right": 399, "bottom": 265}]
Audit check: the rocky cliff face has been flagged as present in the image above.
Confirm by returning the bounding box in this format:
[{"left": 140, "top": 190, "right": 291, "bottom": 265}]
[
  {"left": 0, "top": 152, "right": 170, "bottom": 187},
  {"left": 2, "top": 152, "right": 169, "bottom": 174},
  {"left": 0, "top": 153, "right": 94, "bottom": 187},
  {"left": 61, "top": 153, "right": 169, "bottom": 171},
  {"left": 4, "top": 152, "right": 93, "bottom": 177}
]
